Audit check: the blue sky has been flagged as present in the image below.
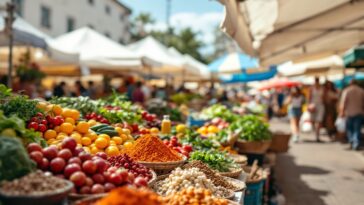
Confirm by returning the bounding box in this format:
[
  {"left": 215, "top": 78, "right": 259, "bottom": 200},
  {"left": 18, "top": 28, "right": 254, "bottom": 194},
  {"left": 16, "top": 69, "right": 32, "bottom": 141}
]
[{"left": 121, "top": 0, "right": 225, "bottom": 53}]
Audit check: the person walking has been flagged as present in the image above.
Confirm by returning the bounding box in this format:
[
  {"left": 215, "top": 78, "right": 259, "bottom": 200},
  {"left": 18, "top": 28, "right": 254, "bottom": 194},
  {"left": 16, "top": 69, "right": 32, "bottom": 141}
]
[
  {"left": 323, "top": 81, "right": 339, "bottom": 139},
  {"left": 132, "top": 81, "right": 145, "bottom": 105},
  {"left": 339, "top": 80, "right": 364, "bottom": 150},
  {"left": 53, "top": 81, "right": 66, "bottom": 97},
  {"left": 308, "top": 77, "right": 325, "bottom": 142},
  {"left": 286, "top": 87, "right": 305, "bottom": 142}
]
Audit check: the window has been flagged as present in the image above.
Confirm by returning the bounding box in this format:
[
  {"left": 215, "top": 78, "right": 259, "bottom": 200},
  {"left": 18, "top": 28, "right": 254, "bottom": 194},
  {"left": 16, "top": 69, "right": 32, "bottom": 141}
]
[
  {"left": 105, "top": 5, "right": 111, "bottom": 15},
  {"left": 118, "top": 38, "right": 124, "bottom": 44},
  {"left": 87, "top": 24, "right": 94, "bottom": 29},
  {"left": 40, "top": 6, "right": 51, "bottom": 29},
  {"left": 88, "top": 0, "right": 94, "bottom": 5},
  {"left": 14, "top": 0, "right": 24, "bottom": 17},
  {"left": 66, "top": 17, "right": 75, "bottom": 32},
  {"left": 104, "top": 32, "right": 110, "bottom": 38},
  {"left": 120, "top": 13, "right": 126, "bottom": 21}
]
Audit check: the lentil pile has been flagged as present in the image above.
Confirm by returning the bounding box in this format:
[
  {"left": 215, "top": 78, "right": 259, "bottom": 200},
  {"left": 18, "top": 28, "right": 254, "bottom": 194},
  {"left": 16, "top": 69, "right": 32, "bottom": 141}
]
[
  {"left": 0, "top": 171, "right": 70, "bottom": 196},
  {"left": 123, "top": 135, "right": 182, "bottom": 162},
  {"left": 163, "top": 187, "right": 229, "bottom": 205},
  {"left": 95, "top": 187, "right": 164, "bottom": 205},
  {"left": 154, "top": 167, "right": 231, "bottom": 198},
  {"left": 183, "top": 160, "right": 236, "bottom": 190}
]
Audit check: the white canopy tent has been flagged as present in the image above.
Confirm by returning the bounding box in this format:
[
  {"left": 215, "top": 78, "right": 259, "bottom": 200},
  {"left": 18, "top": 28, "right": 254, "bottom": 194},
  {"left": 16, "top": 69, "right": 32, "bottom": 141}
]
[
  {"left": 219, "top": 0, "right": 364, "bottom": 66},
  {"left": 47, "top": 27, "right": 142, "bottom": 72}
]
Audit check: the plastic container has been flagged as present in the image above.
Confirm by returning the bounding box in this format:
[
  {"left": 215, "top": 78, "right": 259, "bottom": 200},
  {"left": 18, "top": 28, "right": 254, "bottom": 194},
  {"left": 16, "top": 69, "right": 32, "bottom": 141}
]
[
  {"left": 244, "top": 180, "right": 264, "bottom": 205},
  {"left": 161, "top": 115, "right": 171, "bottom": 135},
  {"left": 187, "top": 115, "right": 208, "bottom": 127}
]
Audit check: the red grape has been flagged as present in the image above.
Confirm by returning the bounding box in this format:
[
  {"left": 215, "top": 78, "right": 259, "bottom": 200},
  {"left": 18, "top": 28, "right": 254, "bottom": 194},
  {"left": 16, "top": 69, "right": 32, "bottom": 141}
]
[
  {"left": 50, "top": 157, "right": 66, "bottom": 173},
  {"left": 70, "top": 171, "right": 86, "bottom": 187}
]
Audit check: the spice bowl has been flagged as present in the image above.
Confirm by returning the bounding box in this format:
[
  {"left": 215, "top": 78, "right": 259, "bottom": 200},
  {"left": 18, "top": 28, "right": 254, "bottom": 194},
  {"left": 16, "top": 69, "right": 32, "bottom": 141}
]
[{"left": 0, "top": 180, "right": 74, "bottom": 205}]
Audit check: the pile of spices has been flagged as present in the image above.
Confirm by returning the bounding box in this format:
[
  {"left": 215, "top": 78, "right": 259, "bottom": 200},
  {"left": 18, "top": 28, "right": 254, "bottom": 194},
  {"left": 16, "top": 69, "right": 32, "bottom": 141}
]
[
  {"left": 95, "top": 187, "right": 164, "bottom": 205},
  {"left": 108, "top": 154, "right": 153, "bottom": 181},
  {"left": 183, "top": 160, "right": 236, "bottom": 190},
  {"left": 123, "top": 135, "right": 182, "bottom": 162},
  {"left": 154, "top": 167, "right": 230, "bottom": 198},
  {"left": 0, "top": 171, "right": 70, "bottom": 196},
  {"left": 163, "top": 187, "right": 228, "bottom": 205}
]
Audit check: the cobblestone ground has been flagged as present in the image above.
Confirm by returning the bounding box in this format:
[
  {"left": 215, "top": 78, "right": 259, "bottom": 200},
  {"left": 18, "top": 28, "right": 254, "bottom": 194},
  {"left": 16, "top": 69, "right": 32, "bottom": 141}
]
[{"left": 270, "top": 118, "right": 364, "bottom": 205}]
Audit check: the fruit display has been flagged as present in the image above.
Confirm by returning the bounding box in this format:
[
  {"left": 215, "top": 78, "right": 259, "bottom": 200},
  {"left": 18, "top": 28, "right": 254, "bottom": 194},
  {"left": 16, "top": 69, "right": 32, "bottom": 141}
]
[
  {"left": 85, "top": 112, "right": 110, "bottom": 124},
  {"left": 163, "top": 136, "right": 192, "bottom": 158},
  {"left": 26, "top": 138, "right": 147, "bottom": 194},
  {"left": 108, "top": 154, "right": 153, "bottom": 181},
  {"left": 90, "top": 124, "right": 118, "bottom": 136},
  {"left": 163, "top": 187, "right": 229, "bottom": 205},
  {"left": 189, "top": 150, "right": 238, "bottom": 172}
]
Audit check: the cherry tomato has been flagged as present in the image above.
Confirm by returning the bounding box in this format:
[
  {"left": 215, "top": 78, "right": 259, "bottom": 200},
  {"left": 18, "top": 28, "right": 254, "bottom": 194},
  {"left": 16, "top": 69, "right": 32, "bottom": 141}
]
[
  {"left": 41, "top": 119, "right": 48, "bottom": 125},
  {"left": 38, "top": 124, "right": 47, "bottom": 132},
  {"left": 28, "top": 122, "right": 39, "bottom": 131}
]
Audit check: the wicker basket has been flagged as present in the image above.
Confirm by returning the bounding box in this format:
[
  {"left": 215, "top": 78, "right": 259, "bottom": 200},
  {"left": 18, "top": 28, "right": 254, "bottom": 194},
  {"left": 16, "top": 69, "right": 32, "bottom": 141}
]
[
  {"left": 138, "top": 156, "right": 187, "bottom": 175},
  {"left": 229, "top": 154, "right": 248, "bottom": 167},
  {"left": 269, "top": 132, "right": 291, "bottom": 153},
  {"left": 224, "top": 177, "right": 246, "bottom": 192},
  {"left": 218, "top": 167, "right": 243, "bottom": 179},
  {"left": 235, "top": 140, "right": 271, "bottom": 154},
  {"left": 220, "top": 132, "right": 238, "bottom": 147}
]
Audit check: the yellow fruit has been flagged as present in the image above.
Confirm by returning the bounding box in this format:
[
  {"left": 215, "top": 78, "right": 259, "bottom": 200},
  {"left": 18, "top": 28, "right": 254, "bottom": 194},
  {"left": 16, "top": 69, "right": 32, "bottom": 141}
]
[
  {"left": 207, "top": 125, "right": 219, "bottom": 133},
  {"left": 91, "top": 147, "right": 101, "bottom": 154},
  {"left": 120, "top": 134, "right": 128, "bottom": 142},
  {"left": 47, "top": 138, "right": 56, "bottom": 145},
  {"left": 71, "top": 133, "right": 82, "bottom": 144},
  {"left": 98, "top": 134, "right": 110, "bottom": 142},
  {"left": 70, "top": 109, "right": 80, "bottom": 120},
  {"left": 88, "top": 120, "right": 97, "bottom": 127},
  {"left": 95, "top": 137, "right": 108, "bottom": 149},
  {"left": 44, "top": 130, "right": 57, "bottom": 140},
  {"left": 51, "top": 140, "right": 60, "bottom": 145},
  {"left": 176, "top": 124, "right": 187, "bottom": 133},
  {"left": 36, "top": 101, "right": 48, "bottom": 111},
  {"left": 112, "top": 137, "right": 123, "bottom": 145},
  {"left": 106, "top": 146, "right": 120, "bottom": 156},
  {"left": 117, "top": 145, "right": 123, "bottom": 151},
  {"left": 76, "top": 144, "right": 83, "bottom": 148},
  {"left": 121, "top": 128, "right": 131, "bottom": 135},
  {"left": 81, "top": 137, "right": 92, "bottom": 146},
  {"left": 1, "top": 128, "right": 17, "bottom": 137},
  {"left": 84, "top": 132, "right": 98, "bottom": 142},
  {"left": 54, "top": 126, "right": 61, "bottom": 133},
  {"left": 65, "top": 117, "right": 75, "bottom": 125},
  {"left": 76, "top": 121, "right": 90, "bottom": 134},
  {"left": 150, "top": 127, "right": 159, "bottom": 135},
  {"left": 52, "top": 104, "right": 63, "bottom": 116},
  {"left": 127, "top": 135, "right": 134, "bottom": 141},
  {"left": 61, "top": 108, "right": 73, "bottom": 118},
  {"left": 60, "top": 122, "right": 74, "bottom": 134},
  {"left": 83, "top": 147, "right": 91, "bottom": 153},
  {"left": 123, "top": 141, "right": 133, "bottom": 149},
  {"left": 56, "top": 135, "right": 66, "bottom": 140},
  {"left": 115, "top": 127, "right": 123, "bottom": 135}
]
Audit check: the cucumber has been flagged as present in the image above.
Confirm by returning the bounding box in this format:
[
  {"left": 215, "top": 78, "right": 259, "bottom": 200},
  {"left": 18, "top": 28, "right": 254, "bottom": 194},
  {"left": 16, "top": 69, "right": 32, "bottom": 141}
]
[
  {"left": 90, "top": 124, "right": 109, "bottom": 131},
  {"left": 98, "top": 127, "right": 116, "bottom": 132}
]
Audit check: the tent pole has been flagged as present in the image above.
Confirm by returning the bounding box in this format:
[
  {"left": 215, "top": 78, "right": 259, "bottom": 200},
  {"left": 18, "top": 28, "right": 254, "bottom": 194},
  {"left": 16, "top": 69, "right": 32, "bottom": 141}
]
[{"left": 5, "top": 1, "right": 15, "bottom": 88}]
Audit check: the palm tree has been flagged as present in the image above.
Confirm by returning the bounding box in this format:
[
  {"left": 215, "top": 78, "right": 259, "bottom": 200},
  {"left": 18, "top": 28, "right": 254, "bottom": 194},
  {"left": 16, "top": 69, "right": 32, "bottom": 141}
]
[{"left": 135, "top": 12, "right": 155, "bottom": 37}]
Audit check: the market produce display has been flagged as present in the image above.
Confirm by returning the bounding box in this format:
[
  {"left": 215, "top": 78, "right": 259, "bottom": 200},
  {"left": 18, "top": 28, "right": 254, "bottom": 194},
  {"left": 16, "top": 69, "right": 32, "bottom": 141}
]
[
  {"left": 163, "top": 136, "right": 193, "bottom": 158},
  {"left": 154, "top": 167, "right": 231, "bottom": 198},
  {"left": 163, "top": 187, "right": 229, "bottom": 205},
  {"left": 122, "top": 135, "right": 183, "bottom": 162},
  {"left": 231, "top": 115, "right": 271, "bottom": 141},
  {"left": 189, "top": 150, "right": 238, "bottom": 172}
]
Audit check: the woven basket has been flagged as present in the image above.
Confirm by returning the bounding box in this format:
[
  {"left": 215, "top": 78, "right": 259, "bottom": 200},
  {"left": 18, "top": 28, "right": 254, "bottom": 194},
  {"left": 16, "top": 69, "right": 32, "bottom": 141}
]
[
  {"left": 235, "top": 140, "right": 271, "bottom": 154},
  {"left": 138, "top": 156, "right": 187, "bottom": 175},
  {"left": 269, "top": 132, "right": 291, "bottom": 153},
  {"left": 224, "top": 177, "right": 246, "bottom": 192},
  {"left": 218, "top": 167, "right": 243, "bottom": 179},
  {"left": 151, "top": 175, "right": 235, "bottom": 199},
  {"left": 220, "top": 133, "right": 238, "bottom": 147},
  {"left": 147, "top": 170, "right": 158, "bottom": 187},
  {"left": 229, "top": 154, "right": 248, "bottom": 167}
]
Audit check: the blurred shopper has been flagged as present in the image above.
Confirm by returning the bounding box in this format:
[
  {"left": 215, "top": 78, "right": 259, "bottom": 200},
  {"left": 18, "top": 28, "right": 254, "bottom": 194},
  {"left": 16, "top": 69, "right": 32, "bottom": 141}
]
[
  {"left": 132, "top": 81, "right": 145, "bottom": 104},
  {"left": 308, "top": 77, "right": 325, "bottom": 142},
  {"left": 323, "top": 81, "right": 339, "bottom": 139},
  {"left": 53, "top": 81, "right": 66, "bottom": 97},
  {"left": 126, "top": 81, "right": 135, "bottom": 101},
  {"left": 340, "top": 80, "right": 364, "bottom": 150},
  {"left": 286, "top": 87, "right": 305, "bottom": 142},
  {"left": 141, "top": 83, "right": 151, "bottom": 100},
  {"left": 156, "top": 86, "right": 167, "bottom": 100},
  {"left": 75, "top": 80, "right": 87, "bottom": 96},
  {"left": 87, "top": 81, "right": 97, "bottom": 99}
]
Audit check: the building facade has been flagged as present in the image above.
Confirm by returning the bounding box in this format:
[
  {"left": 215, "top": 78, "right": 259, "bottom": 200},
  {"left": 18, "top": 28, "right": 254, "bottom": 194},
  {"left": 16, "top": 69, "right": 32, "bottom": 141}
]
[{"left": 1, "top": 0, "right": 132, "bottom": 43}]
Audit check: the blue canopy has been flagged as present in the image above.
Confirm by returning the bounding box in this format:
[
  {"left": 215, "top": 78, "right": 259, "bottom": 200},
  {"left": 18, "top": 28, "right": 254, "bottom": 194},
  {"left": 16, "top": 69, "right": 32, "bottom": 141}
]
[
  {"left": 220, "top": 66, "right": 277, "bottom": 84},
  {"left": 208, "top": 52, "right": 259, "bottom": 74},
  {"left": 334, "top": 73, "right": 364, "bottom": 89}
]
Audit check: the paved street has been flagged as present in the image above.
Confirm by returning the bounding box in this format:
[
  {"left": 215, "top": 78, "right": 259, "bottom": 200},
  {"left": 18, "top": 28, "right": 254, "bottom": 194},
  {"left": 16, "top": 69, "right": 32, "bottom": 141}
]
[{"left": 270, "top": 118, "right": 364, "bottom": 205}]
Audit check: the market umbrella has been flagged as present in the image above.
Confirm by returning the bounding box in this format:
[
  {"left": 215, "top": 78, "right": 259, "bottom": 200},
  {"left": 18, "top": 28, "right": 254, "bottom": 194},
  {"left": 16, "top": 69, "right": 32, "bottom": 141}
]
[
  {"left": 220, "top": 65, "right": 277, "bottom": 83},
  {"left": 208, "top": 52, "right": 259, "bottom": 74},
  {"left": 259, "top": 78, "right": 301, "bottom": 90},
  {"left": 343, "top": 45, "right": 364, "bottom": 68},
  {"left": 333, "top": 72, "right": 364, "bottom": 89}
]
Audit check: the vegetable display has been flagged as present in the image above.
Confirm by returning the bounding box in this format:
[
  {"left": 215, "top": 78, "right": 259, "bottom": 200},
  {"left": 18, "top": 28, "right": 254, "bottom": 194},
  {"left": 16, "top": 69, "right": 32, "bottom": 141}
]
[
  {"left": 202, "top": 104, "right": 238, "bottom": 123},
  {"left": 231, "top": 115, "right": 271, "bottom": 141},
  {"left": 189, "top": 150, "right": 237, "bottom": 172},
  {"left": 163, "top": 187, "right": 228, "bottom": 205}
]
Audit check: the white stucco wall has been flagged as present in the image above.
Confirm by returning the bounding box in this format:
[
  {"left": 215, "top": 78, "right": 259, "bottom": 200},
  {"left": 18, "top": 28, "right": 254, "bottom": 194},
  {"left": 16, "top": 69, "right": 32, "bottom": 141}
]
[{"left": 0, "top": 0, "right": 131, "bottom": 43}]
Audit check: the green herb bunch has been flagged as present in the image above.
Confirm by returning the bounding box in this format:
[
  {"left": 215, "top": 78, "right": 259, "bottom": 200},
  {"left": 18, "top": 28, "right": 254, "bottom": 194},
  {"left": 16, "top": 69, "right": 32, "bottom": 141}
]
[
  {"left": 231, "top": 115, "right": 271, "bottom": 141},
  {"left": 189, "top": 150, "right": 237, "bottom": 172}
]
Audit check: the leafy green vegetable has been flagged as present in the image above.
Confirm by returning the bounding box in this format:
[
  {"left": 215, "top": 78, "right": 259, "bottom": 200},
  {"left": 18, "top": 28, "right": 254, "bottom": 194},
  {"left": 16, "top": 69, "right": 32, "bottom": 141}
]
[
  {"left": 189, "top": 150, "right": 237, "bottom": 172},
  {"left": 0, "top": 136, "right": 35, "bottom": 181},
  {"left": 202, "top": 104, "right": 238, "bottom": 123},
  {"left": 181, "top": 129, "right": 220, "bottom": 151},
  {"left": 230, "top": 115, "right": 271, "bottom": 141}
]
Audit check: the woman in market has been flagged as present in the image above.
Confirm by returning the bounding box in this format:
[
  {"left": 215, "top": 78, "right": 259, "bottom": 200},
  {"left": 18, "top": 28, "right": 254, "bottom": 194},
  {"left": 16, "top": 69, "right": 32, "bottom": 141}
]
[
  {"left": 286, "top": 86, "right": 305, "bottom": 142},
  {"left": 323, "top": 81, "right": 339, "bottom": 139}
]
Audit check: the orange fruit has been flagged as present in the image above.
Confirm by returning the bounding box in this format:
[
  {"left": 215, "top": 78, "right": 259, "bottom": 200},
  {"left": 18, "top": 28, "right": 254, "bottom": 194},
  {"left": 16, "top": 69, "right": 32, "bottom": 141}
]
[
  {"left": 115, "top": 127, "right": 123, "bottom": 135},
  {"left": 84, "top": 132, "right": 98, "bottom": 142},
  {"left": 61, "top": 108, "right": 73, "bottom": 118},
  {"left": 76, "top": 121, "right": 90, "bottom": 134},
  {"left": 120, "top": 134, "right": 128, "bottom": 142},
  {"left": 109, "top": 141, "right": 117, "bottom": 146},
  {"left": 105, "top": 146, "right": 120, "bottom": 156},
  {"left": 36, "top": 101, "right": 48, "bottom": 111},
  {"left": 54, "top": 126, "right": 61, "bottom": 133},
  {"left": 91, "top": 147, "right": 101, "bottom": 155},
  {"left": 112, "top": 136, "right": 123, "bottom": 145},
  {"left": 44, "top": 130, "right": 57, "bottom": 140},
  {"left": 60, "top": 122, "right": 74, "bottom": 134},
  {"left": 71, "top": 133, "right": 82, "bottom": 144},
  {"left": 122, "top": 128, "right": 131, "bottom": 135},
  {"left": 65, "top": 117, "right": 75, "bottom": 125},
  {"left": 81, "top": 137, "right": 92, "bottom": 146},
  {"left": 56, "top": 134, "right": 66, "bottom": 141},
  {"left": 52, "top": 104, "right": 63, "bottom": 116},
  {"left": 150, "top": 127, "right": 159, "bottom": 135},
  {"left": 98, "top": 134, "right": 110, "bottom": 142},
  {"left": 207, "top": 125, "right": 219, "bottom": 133},
  {"left": 88, "top": 120, "right": 97, "bottom": 127},
  {"left": 95, "top": 137, "right": 108, "bottom": 149},
  {"left": 123, "top": 141, "right": 133, "bottom": 149},
  {"left": 70, "top": 109, "right": 80, "bottom": 120}
]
